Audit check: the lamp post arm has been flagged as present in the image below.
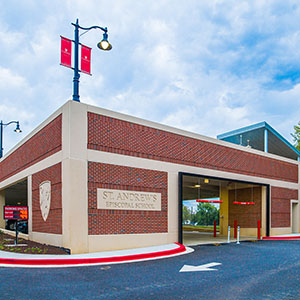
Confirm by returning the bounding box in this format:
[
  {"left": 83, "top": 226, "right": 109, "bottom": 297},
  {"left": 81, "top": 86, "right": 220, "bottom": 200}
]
[
  {"left": 71, "top": 23, "right": 108, "bottom": 33},
  {"left": 0, "top": 120, "right": 21, "bottom": 158},
  {"left": 2, "top": 121, "right": 19, "bottom": 126}
]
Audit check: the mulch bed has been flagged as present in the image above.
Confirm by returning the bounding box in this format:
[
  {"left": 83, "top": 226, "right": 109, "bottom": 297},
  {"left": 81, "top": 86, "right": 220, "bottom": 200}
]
[{"left": 0, "top": 230, "right": 69, "bottom": 255}]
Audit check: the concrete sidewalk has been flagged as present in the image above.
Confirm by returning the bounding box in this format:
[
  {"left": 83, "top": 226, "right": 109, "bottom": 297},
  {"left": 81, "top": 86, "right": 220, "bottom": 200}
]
[
  {"left": 263, "top": 234, "right": 300, "bottom": 240},
  {"left": 0, "top": 243, "right": 193, "bottom": 268},
  {"left": 183, "top": 231, "right": 257, "bottom": 246}
]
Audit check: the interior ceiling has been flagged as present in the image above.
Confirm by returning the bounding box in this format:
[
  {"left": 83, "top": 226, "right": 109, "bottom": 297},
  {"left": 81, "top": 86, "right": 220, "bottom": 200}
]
[
  {"left": 4, "top": 180, "right": 27, "bottom": 205},
  {"left": 182, "top": 175, "right": 259, "bottom": 201}
]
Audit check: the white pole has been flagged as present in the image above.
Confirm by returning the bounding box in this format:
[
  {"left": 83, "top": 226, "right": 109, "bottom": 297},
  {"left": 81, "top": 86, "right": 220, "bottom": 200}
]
[
  {"left": 227, "top": 226, "right": 231, "bottom": 243},
  {"left": 237, "top": 226, "right": 240, "bottom": 244}
]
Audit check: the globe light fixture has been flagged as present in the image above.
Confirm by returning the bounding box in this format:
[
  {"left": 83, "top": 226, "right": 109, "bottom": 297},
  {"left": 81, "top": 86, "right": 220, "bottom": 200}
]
[
  {"left": 14, "top": 122, "right": 22, "bottom": 133},
  {"left": 97, "top": 32, "right": 112, "bottom": 51}
]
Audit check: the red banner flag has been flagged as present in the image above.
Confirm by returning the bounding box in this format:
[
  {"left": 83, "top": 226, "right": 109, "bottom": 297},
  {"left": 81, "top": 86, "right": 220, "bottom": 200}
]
[
  {"left": 61, "top": 36, "right": 72, "bottom": 68},
  {"left": 81, "top": 44, "right": 92, "bottom": 75}
]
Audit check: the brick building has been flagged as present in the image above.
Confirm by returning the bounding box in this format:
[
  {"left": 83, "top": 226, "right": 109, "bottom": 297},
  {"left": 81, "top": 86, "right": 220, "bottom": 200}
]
[{"left": 0, "top": 101, "right": 299, "bottom": 253}]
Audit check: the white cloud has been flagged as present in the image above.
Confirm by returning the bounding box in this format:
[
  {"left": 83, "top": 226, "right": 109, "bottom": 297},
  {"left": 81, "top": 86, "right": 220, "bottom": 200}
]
[
  {"left": 0, "top": 28, "right": 24, "bottom": 49},
  {"left": 1, "top": 0, "right": 300, "bottom": 154},
  {"left": 0, "top": 67, "right": 28, "bottom": 90}
]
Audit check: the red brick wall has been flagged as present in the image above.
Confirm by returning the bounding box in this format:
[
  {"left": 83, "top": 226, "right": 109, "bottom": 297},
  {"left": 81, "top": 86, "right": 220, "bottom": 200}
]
[
  {"left": 32, "top": 163, "right": 62, "bottom": 234},
  {"left": 0, "top": 115, "right": 62, "bottom": 182},
  {"left": 87, "top": 112, "right": 298, "bottom": 183},
  {"left": 229, "top": 187, "right": 262, "bottom": 228},
  {"left": 88, "top": 162, "right": 168, "bottom": 235},
  {"left": 271, "top": 187, "right": 298, "bottom": 228}
]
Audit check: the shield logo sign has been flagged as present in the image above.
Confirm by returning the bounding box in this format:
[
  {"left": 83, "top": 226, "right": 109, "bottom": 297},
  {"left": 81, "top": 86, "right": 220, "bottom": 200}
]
[{"left": 39, "top": 181, "right": 51, "bottom": 221}]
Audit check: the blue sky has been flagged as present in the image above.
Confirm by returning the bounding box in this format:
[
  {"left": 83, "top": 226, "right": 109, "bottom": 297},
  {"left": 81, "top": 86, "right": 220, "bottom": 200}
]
[{"left": 1, "top": 0, "right": 300, "bottom": 154}]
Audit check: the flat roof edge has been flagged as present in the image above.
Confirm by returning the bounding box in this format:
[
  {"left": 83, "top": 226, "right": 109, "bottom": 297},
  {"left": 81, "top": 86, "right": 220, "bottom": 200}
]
[
  {"left": 264, "top": 123, "right": 300, "bottom": 157},
  {"left": 217, "top": 121, "right": 300, "bottom": 158},
  {"left": 217, "top": 122, "right": 266, "bottom": 139}
]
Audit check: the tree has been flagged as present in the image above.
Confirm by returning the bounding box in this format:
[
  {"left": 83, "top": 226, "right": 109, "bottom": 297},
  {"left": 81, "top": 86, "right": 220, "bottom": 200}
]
[
  {"left": 182, "top": 205, "right": 191, "bottom": 224},
  {"left": 291, "top": 121, "right": 300, "bottom": 151},
  {"left": 193, "top": 203, "right": 219, "bottom": 226}
]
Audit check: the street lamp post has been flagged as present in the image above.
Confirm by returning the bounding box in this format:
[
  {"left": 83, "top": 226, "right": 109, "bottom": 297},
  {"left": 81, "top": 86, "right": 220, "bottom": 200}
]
[
  {"left": 71, "top": 19, "right": 112, "bottom": 102},
  {"left": 0, "top": 121, "right": 22, "bottom": 158}
]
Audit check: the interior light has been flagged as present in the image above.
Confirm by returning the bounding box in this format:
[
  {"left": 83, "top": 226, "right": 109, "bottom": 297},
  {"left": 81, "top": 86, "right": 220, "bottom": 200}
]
[{"left": 204, "top": 179, "right": 209, "bottom": 183}]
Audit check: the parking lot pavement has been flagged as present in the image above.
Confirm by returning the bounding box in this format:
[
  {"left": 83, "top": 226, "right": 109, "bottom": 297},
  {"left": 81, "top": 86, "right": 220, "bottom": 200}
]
[{"left": 1, "top": 240, "right": 300, "bottom": 300}]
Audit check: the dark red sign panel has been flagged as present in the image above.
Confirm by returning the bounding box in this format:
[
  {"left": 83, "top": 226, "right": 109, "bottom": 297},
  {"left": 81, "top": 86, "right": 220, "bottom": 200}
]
[
  {"left": 81, "top": 44, "right": 92, "bottom": 75},
  {"left": 61, "top": 36, "right": 72, "bottom": 68},
  {"left": 4, "top": 206, "right": 28, "bottom": 220}
]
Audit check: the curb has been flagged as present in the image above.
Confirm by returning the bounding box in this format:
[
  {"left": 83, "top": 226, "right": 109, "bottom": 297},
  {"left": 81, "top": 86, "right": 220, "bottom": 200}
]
[
  {"left": 0, "top": 243, "right": 190, "bottom": 268},
  {"left": 262, "top": 236, "right": 300, "bottom": 240}
]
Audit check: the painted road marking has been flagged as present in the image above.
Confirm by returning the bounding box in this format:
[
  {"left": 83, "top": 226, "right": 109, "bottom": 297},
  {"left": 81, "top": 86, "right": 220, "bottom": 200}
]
[{"left": 179, "top": 262, "right": 222, "bottom": 272}]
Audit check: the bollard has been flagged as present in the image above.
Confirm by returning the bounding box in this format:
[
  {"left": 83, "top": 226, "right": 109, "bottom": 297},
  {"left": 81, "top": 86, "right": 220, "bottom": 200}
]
[
  {"left": 237, "top": 226, "right": 240, "bottom": 244},
  {"left": 234, "top": 220, "right": 237, "bottom": 239},
  {"left": 257, "top": 220, "right": 261, "bottom": 240},
  {"left": 214, "top": 220, "right": 217, "bottom": 237},
  {"left": 227, "top": 226, "right": 231, "bottom": 243}
]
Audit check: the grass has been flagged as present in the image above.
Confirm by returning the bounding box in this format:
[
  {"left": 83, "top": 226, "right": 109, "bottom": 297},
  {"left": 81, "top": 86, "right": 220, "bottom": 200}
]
[
  {"left": 0, "top": 230, "right": 68, "bottom": 254},
  {"left": 0, "top": 231, "right": 47, "bottom": 254},
  {"left": 183, "top": 224, "right": 220, "bottom": 232}
]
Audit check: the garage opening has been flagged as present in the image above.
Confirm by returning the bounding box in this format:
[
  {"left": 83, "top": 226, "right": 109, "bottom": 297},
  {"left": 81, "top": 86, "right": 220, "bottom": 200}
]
[
  {"left": 179, "top": 173, "right": 269, "bottom": 246},
  {"left": 292, "top": 202, "right": 298, "bottom": 233},
  {"left": 0, "top": 179, "right": 28, "bottom": 234}
]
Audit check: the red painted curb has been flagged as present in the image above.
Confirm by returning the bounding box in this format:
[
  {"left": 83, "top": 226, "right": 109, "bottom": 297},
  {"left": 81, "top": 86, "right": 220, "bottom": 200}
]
[
  {"left": 262, "top": 236, "right": 300, "bottom": 240},
  {"left": 0, "top": 243, "right": 186, "bottom": 266}
]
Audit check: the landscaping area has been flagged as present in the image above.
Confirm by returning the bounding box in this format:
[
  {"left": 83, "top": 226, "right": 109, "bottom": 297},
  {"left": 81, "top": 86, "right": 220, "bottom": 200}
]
[
  {"left": 0, "top": 230, "right": 68, "bottom": 255},
  {"left": 182, "top": 224, "right": 220, "bottom": 232}
]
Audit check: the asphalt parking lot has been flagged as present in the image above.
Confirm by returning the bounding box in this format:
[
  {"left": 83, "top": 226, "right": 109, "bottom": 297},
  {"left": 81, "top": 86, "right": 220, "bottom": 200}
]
[{"left": 1, "top": 240, "right": 300, "bottom": 300}]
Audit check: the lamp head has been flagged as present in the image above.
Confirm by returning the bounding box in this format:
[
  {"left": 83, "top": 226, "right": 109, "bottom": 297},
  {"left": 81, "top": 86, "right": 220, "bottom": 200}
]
[
  {"left": 14, "top": 122, "right": 22, "bottom": 133},
  {"left": 97, "top": 31, "right": 112, "bottom": 51}
]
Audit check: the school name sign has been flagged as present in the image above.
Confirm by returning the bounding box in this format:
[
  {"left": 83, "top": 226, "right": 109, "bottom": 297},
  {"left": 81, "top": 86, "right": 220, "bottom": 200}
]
[{"left": 97, "top": 188, "right": 161, "bottom": 211}]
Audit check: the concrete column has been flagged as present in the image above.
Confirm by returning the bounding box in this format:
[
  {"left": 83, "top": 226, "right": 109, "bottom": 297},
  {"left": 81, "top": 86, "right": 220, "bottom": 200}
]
[
  {"left": 0, "top": 190, "right": 5, "bottom": 229},
  {"left": 27, "top": 175, "right": 32, "bottom": 237},
  {"left": 61, "top": 101, "right": 89, "bottom": 254},
  {"left": 291, "top": 202, "right": 298, "bottom": 233},
  {"left": 168, "top": 172, "right": 179, "bottom": 243},
  {"left": 219, "top": 186, "right": 229, "bottom": 236},
  {"left": 261, "top": 186, "right": 267, "bottom": 237}
]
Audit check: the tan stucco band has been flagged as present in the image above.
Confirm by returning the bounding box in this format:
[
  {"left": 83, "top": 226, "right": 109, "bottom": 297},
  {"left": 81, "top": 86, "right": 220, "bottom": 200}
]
[
  {"left": 88, "top": 233, "right": 176, "bottom": 253},
  {"left": 270, "top": 227, "right": 292, "bottom": 236},
  {"left": 31, "top": 231, "right": 63, "bottom": 247}
]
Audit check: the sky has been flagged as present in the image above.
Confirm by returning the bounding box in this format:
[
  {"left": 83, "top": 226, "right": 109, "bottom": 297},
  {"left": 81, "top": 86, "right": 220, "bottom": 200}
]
[{"left": 1, "top": 0, "right": 300, "bottom": 154}]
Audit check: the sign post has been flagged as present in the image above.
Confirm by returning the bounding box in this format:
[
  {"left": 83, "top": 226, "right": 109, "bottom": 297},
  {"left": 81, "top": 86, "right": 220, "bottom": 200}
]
[
  {"left": 3, "top": 206, "right": 28, "bottom": 245},
  {"left": 15, "top": 219, "right": 18, "bottom": 245}
]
